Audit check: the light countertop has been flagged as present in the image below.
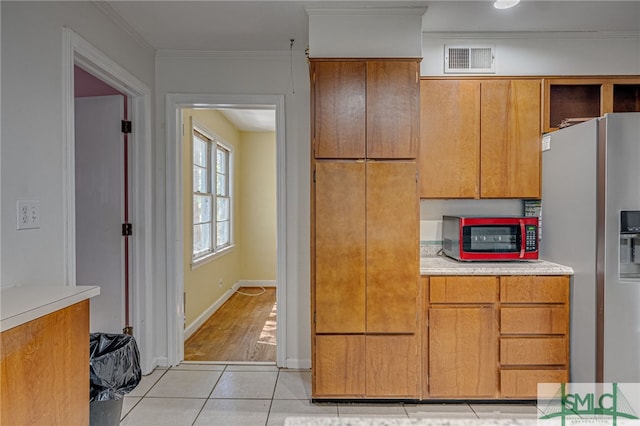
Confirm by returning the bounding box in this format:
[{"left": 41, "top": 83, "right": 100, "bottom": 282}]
[
  {"left": 421, "top": 255, "right": 574, "bottom": 276},
  {"left": 1, "top": 285, "right": 100, "bottom": 332}
]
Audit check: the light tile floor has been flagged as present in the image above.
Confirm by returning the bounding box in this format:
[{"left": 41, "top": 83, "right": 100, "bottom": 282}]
[{"left": 119, "top": 364, "right": 541, "bottom": 426}]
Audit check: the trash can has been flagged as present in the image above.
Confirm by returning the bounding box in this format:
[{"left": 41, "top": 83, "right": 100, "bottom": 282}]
[{"left": 89, "top": 333, "right": 142, "bottom": 426}]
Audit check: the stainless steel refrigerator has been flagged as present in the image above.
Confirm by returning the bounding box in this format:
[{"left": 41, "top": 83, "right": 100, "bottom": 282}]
[{"left": 541, "top": 112, "right": 640, "bottom": 383}]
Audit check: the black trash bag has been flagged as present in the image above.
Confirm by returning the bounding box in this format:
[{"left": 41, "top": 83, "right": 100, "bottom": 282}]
[{"left": 89, "top": 333, "right": 142, "bottom": 402}]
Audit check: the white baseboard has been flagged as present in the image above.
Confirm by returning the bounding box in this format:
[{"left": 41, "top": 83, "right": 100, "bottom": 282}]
[
  {"left": 237, "top": 280, "right": 277, "bottom": 288},
  {"left": 284, "top": 358, "right": 311, "bottom": 370},
  {"left": 184, "top": 282, "right": 241, "bottom": 340}
]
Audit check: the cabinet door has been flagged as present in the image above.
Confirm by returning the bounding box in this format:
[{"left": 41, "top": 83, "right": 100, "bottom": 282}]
[
  {"left": 1, "top": 301, "right": 90, "bottom": 426},
  {"left": 366, "top": 161, "right": 419, "bottom": 333},
  {"left": 366, "top": 335, "right": 420, "bottom": 398},
  {"left": 429, "top": 307, "right": 498, "bottom": 398},
  {"left": 367, "top": 61, "right": 419, "bottom": 159},
  {"left": 419, "top": 79, "right": 481, "bottom": 198},
  {"left": 480, "top": 79, "right": 542, "bottom": 198},
  {"left": 314, "top": 161, "right": 366, "bottom": 333},
  {"left": 314, "top": 335, "right": 365, "bottom": 397},
  {"left": 313, "top": 61, "right": 366, "bottom": 159}
]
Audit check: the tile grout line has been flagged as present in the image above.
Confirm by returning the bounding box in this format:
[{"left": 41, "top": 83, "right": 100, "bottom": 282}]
[
  {"left": 265, "top": 367, "right": 281, "bottom": 426},
  {"left": 190, "top": 364, "right": 228, "bottom": 426},
  {"left": 120, "top": 367, "right": 171, "bottom": 423}
]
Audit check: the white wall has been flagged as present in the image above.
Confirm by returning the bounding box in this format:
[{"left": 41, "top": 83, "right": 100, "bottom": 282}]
[
  {"left": 155, "top": 50, "right": 311, "bottom": 368},
  {"left": 308, "top": 8, "right": 426, "bottom": 58},
  {"left": 421, "top": 32, "right": 640, "bottom": 76},
  {"left": 0, "top": 2, "right": 155, "bottom": 288}
]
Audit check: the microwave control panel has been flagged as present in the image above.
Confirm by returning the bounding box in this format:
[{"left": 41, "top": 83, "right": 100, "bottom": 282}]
[{"left": 525, "top": 225, "right": 538, "bottom": 252}]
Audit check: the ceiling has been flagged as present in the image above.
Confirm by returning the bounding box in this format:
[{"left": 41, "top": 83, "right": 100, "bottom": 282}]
[
  {"left": 99, "top": 0, "right": 640, "bottom": 131},
  {"left": 102, "top": 0, "right": 640, "bottom": 53}
]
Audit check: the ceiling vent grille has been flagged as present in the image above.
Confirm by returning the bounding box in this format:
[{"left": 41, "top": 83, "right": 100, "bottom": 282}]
[{"left": 444, "top": 45, "right": 495, "bottom": 74}]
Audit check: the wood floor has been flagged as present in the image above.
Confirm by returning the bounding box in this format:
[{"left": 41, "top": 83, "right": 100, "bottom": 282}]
[{"left": 184, "top": 287, "right": 277, "bottom": 362}]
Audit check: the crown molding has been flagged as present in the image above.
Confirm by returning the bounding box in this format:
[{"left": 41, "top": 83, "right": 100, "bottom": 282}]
[
  {"left": 306, "top": 6, "right": 428, "bottom": 16},
  {"left": 423, "top": 31, "right": 640, "bottom": 40},
  {"left": 92, "top": 1, "right": 156, "bottom": 54},
  {"left": 156, "top": 50, "right": 308, "bottom": 59}
]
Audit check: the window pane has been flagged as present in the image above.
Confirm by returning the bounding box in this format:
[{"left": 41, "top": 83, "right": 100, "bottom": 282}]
[
  {"left": 193, "top": 165, "right": 207, "bottom": 193},
  {"left": 193, "top": 136, "right": 207, "bottom": 167},
  {"left": 217, "top": 197, "right": 229, "bottom": 221},
  {"left": 216, "top": 148, "right": 227, "bottom": 173},
  {"left": 216, "top": 173, "right": 227, "bottom": 196},
  {"left": 193, "top": 223, "right": 211, "bottom": 256},
  {"left": 193, "top": 194, "right": 212, "bottom": 224},
  {"left": 217, "top": 221, "right": 230, "bottom": 248}
]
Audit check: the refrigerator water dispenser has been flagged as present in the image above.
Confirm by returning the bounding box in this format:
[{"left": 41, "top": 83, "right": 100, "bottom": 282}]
[{"left": 620, "top": 210, "right": 640, "bottom": 278}]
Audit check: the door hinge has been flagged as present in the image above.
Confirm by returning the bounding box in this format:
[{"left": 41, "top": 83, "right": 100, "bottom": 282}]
[
  {"left": 121, "top": 120, "right": 132, "bottom": 134},
  {"left": 313, "top": 311, "right": 316, "bottom": 323},
  {"left": 313, "top": 170, "right": 316, "bottom": 183},
  {"left": 122, "top": 223, "right": 133, "bottom": 236}
]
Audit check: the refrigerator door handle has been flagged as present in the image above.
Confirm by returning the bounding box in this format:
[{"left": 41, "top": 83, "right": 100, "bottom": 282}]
[{"left": 519, "top": 219, "right": 526, "bottom": 259}]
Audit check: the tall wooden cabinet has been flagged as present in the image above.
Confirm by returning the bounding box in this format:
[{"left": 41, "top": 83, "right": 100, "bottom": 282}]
[
  {"left": 311, "top": 58, "right": 421, "bottom": 399},
  {"left": 419, "top": 78, "right": 541, "bottom": 199}
]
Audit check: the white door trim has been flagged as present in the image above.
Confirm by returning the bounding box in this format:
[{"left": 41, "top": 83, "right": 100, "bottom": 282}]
[
  {"left": 62, "top": 27, "right": 154, "bottom": 373},
  {"left": 165, "top": 93, "right": 287, "bottom": 367}
]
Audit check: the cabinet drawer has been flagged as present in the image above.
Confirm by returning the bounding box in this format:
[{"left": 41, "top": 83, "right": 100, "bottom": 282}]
[
  {"left": 500, "top": 276, "right": 569, "bottom": 303},
  {"left": 429, "top": 276, "right": 497, "bottom": 303},
  {"left": 501, "top": 307, "right": 567, "bottom": 335},
  {"left": 500, "top": 337, "right": 567, "bottom": 365},
  {"left": 501, "top": 369, "right": 568, "bottom": 398}
]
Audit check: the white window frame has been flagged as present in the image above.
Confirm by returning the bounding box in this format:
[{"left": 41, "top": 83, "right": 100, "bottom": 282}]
[{"left": 191, "top": 121, "right": 234, "bottom": 267}]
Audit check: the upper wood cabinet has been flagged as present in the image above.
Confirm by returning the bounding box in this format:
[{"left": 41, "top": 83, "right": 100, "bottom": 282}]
[
  {"left": 312, "top": 61, "right": 366, "bottom": 159},
  {"left": 311, "top": 59, "right": 420, "bottom": 160},
  {"left": 480, "top": 79, "right": 541, "bottom": 199},
  {"left": 419, "top": 78, "right": 541, "bottom": 199},
  {"left": 419, "top": 79, "right": 480, "bottom": 198},
  {"left": 543, "top": 77, "right": 640, "bottom": 133}
]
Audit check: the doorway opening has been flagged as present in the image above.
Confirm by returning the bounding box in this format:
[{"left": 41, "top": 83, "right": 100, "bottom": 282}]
[
  {"left": 74, "top": 66, "right": 131, "bottom": 334},
  {"left": 181, "top": 107, "right": 278, "bottom": 363},
  {"left": 62, "top": 28, "right": 153, "bottom": 373},
  {"left": 165, "top": 94, "right": 287, "bottom": 367}
]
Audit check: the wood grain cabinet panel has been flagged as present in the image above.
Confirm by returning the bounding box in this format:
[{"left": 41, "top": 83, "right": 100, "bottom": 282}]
[
  {"left": 500, "top": 337, "right": 567, "bottom": 366},
  {"left": 419, "top": 79, "right": 480, "bottom": 198},
  {"left": 366, "top": 61, "right": 419, "bottom": 159},
  {"left": 366, "top": 161, "right": 419, "bottom": 333},
  {"left": 366, "top": 335, "right": 420, "bottom": 398},
  {"left": 429, "top": 307, "right": 498, "bottom": 398},
  {"left": 429, "top": 276, "right": 497, "bottom": 304},
  {"left": 314, "top": 335, "right": 366, "bottom": 397},
  {"left": 501, "top": 369, "right": 569, "bottom": 398},
  {"left": 314, "top": 161, "right": 366, "bottom": 333},
  {"left": 419, "top": 78, "right": 541, "bottom": 199},
  {"left": 480, "top": 79, "right": 541, "bottom": 199},
  {"left": 312, "top": 61, "right": 366, "bottom": 159},
  {"left": 501, "top": 307, "right": 567, "bottom": 335},
  {"left": 500, "top": 276, "right": 569, "bottom": 303},
  {"left": 1, "top": 301, "right": 90, "bottom": 426}
]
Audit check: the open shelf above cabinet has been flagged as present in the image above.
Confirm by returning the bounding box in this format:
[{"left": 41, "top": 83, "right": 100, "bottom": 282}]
[{"left": 543, "top": 77, "right": 640, "bottom": 133}]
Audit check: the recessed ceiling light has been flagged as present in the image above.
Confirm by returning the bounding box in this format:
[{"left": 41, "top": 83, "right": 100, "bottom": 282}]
[{"left": 494, "top": 0, "right": 520, "bottom": 9}]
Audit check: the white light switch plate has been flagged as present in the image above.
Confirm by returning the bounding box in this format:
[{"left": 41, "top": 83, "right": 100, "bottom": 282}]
[
  {"left": 542, "top": 134, "right": 551, "bottom": 151},
  {"left": 16, "top": 200, "right": 40, "bottom": 230}
]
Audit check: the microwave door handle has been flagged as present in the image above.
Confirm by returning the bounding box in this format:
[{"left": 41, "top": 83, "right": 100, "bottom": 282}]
[{"left": 519, "top": 219, "right": 526, "bottom": 259}]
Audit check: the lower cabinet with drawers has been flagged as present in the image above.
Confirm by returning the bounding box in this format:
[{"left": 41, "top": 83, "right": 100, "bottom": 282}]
[{"left": 422, "top": 275, "right": 570, "bottom": 400}]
